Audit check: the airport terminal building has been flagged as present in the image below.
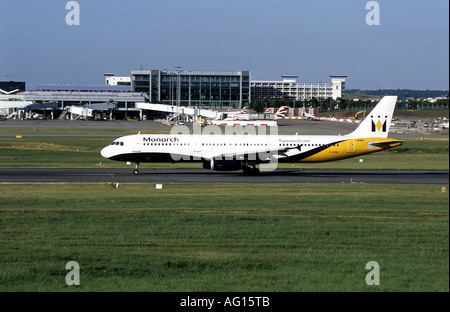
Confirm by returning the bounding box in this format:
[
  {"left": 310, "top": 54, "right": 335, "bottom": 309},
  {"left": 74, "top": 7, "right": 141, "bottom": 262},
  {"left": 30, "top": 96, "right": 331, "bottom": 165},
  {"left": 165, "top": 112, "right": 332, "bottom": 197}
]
[
  {"left": 131, "top": 69, "right": 251, "bottom": 109},
  {"left": 24, "top": 84, "right": 147, "bottom": 119},
  {"left": 27, "top": 84, "right": 146, "bottom": 107},
  {"left": 251, "top": 75, "right": 346, "bottom": 102},
  {"left": 1, "top": 71, "right": 346, "bottom": 120}
]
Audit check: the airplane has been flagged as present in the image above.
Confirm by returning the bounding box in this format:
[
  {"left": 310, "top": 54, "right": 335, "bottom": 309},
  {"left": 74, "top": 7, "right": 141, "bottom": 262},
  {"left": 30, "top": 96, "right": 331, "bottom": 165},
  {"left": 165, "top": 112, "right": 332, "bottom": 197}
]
[
  {"left": 226, "top": 106, "right": 287, "bottom": 121},
  {"left": 274, "top": 106, "right": 289, "bottom": 119},
  {"left": 274, "top": 106, "right": 318, "bottom": 120},
  {"left": 101, "top": 96, "right": 402, "bottom": 174},
  {"left": 223, "top": 107, "right": 249, "bottom": 120},
  {"left": 303, "top": 111, "right": 318, "bottom": 121},
  {"left": 223, "top": 115, "right": 249, "bottom": 121}
]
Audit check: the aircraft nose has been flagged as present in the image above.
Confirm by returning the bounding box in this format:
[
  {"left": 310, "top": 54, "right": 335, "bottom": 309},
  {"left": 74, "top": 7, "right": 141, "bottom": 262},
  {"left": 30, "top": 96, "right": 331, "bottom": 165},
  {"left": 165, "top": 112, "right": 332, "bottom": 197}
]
[{"left": 101, "top": 146, "right": 112, "bottom": 159}]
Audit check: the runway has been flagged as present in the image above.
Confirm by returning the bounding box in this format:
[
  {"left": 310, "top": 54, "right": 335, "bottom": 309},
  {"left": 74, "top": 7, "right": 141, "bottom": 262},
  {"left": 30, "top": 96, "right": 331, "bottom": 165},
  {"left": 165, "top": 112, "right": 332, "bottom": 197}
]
[{"left": 0, "top": 168, "right": 448, "bottom": 184}]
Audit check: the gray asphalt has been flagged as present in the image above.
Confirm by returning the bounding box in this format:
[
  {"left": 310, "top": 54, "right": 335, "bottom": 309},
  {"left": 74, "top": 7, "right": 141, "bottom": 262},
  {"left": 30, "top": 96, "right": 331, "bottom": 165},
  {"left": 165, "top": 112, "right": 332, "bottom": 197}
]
[
  {"left": 0, "top": 119, "right": 357, "bottom": 135},
  {"left": 0, "top": 168, "right": 447, "bottom": 184}
]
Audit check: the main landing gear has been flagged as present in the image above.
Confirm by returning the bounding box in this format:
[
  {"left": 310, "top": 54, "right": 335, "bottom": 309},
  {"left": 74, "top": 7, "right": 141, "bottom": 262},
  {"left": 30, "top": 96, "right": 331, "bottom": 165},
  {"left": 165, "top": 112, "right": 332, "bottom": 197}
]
[
  {"left": 243, "top": 163, "right": 260, "bottom": 175},
  {"left": 133, "top": 162, "right": 140, "bottom": 175}
]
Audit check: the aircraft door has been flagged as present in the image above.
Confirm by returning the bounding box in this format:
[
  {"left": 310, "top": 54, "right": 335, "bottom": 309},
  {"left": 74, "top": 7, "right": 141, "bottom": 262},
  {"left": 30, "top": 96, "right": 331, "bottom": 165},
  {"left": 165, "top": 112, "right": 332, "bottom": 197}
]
[
  {"left": 133, "top": 137, "right": 141, "bottom": 152},
  {"left": 347, "top": 139, "right": 355, "bottom": 153}
]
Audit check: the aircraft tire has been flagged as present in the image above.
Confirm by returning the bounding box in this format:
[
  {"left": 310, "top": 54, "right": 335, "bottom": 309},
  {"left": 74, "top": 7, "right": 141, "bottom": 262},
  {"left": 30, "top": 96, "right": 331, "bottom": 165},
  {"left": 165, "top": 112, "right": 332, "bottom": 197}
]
[{"left": 243, "top": 166, "right": 260, "bottom": 175}]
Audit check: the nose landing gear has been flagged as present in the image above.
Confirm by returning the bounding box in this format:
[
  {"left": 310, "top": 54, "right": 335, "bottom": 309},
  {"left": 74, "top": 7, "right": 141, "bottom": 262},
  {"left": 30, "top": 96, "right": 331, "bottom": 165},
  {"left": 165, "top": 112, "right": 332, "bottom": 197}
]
[{"left": 133, "top": 162, "right": 140, "bottom": 175}]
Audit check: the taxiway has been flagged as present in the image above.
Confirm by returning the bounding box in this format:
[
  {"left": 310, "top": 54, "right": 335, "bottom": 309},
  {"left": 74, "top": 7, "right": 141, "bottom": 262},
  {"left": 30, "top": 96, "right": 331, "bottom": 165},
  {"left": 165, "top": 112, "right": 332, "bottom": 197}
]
[{"left": 0, "top": 169, "right": 447, "bottom": 184}]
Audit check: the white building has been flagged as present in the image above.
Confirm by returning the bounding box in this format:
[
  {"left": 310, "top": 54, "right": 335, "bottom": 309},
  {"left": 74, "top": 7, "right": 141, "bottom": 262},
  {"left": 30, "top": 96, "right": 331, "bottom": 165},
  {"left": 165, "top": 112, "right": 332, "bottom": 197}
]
[
  {"left": 251, "top": 75, "right": 347, "bottom": 101},
  {"left": 330, "top": 75, "right": 347, "bottom": 100},
  {"left": 104, "top": 73, "right": 131, "bottom": 86}
]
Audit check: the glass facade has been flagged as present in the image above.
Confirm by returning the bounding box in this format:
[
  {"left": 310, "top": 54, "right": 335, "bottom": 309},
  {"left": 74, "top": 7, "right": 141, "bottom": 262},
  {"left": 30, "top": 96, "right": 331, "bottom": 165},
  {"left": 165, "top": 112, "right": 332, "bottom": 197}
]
[
  {"left": 133, "top": 75, "right": 150, "bottom": 93},
  {"left": 131, "top": 70, "right": 250, "bottom": 108}
]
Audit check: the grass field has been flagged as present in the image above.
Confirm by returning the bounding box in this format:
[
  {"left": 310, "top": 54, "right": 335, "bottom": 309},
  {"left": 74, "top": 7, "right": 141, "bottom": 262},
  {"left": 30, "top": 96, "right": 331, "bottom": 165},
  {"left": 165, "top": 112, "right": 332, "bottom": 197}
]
[{"left": 0, "top": 183, "right": 448, "bottom": 292}]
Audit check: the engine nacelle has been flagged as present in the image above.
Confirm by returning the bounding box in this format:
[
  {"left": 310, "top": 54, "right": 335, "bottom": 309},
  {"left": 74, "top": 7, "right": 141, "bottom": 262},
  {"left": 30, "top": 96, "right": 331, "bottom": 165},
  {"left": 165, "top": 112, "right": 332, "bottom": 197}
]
[{"left": 210, "top": 158, "right": 243, "bottom": 171}]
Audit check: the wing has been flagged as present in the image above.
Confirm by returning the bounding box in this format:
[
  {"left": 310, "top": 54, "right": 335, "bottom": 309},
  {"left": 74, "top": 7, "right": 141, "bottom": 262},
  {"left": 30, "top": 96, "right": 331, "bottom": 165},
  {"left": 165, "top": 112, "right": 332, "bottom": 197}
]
[{"left": 203, "top": 145, "right": 304, "bottom": 163}]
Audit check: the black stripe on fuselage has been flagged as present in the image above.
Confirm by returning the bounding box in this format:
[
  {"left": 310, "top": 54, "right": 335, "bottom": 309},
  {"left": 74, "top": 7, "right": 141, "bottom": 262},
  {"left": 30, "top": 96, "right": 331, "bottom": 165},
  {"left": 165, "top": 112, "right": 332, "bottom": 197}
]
[
  {"left": 278, "top": 139, "right": 346, "bottom": 163},
  {"left": 109, "top": 152, "right": 201, "bottom": 163}
]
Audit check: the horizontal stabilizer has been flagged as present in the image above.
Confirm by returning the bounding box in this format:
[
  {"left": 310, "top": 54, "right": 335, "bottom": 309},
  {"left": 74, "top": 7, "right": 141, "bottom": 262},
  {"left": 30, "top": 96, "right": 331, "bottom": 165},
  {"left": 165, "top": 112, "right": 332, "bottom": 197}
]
[{"left": 369, "top": 140, "right": 403, "bottom": 149}]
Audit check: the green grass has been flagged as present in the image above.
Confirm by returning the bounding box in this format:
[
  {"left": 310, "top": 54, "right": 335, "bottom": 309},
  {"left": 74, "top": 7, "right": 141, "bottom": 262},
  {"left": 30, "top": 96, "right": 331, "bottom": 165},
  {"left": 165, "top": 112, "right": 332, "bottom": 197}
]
[
  {"left": 394, "top": 138, "right": 449, "bottom": 154},
  {"left": 0, "top": 136, "right": 448, "bottom": 170},
  {"left": 0, "top": 183, "right": 448, "bottom": 291}
]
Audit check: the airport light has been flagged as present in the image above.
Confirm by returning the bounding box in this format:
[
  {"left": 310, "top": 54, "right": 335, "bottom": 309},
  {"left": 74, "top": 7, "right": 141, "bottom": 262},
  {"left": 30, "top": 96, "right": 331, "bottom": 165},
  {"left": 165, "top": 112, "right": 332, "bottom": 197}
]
[{"left": 175, "top": 66, "right": 182, "bottom": 124}]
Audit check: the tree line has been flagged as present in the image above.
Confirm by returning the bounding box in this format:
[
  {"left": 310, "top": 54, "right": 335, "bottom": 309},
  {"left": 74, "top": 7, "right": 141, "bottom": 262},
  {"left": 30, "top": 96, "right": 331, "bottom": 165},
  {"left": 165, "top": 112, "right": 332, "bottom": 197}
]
[
  {"left": 252, "top": 98, "right": 365, "bottom": 113},
  {"left": 251, "top": 97, "right": 449, "bottom": 113},
  {"left": 346, "top": 89, "right": 449, "bottom": 99}
]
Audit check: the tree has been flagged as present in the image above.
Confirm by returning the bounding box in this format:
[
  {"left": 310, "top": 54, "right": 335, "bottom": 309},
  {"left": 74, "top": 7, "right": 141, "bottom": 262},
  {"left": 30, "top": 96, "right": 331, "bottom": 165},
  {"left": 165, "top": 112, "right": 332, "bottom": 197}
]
[{"left": 251, "top": 99, "right": 266, "bottom": 113}]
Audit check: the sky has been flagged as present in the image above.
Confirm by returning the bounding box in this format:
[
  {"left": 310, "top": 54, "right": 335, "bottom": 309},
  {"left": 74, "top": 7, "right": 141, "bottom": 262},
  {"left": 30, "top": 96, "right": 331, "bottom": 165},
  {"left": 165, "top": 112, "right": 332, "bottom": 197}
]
[{"left": 0, "top": 0, "right": 448, "bottom": 90}]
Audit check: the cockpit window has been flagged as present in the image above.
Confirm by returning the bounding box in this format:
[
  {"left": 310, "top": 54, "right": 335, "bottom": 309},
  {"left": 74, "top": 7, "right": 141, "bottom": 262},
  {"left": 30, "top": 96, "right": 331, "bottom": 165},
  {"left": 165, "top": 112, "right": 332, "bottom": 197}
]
[{"left": 110, "top": 141, "right": 124, "bottom": 146}]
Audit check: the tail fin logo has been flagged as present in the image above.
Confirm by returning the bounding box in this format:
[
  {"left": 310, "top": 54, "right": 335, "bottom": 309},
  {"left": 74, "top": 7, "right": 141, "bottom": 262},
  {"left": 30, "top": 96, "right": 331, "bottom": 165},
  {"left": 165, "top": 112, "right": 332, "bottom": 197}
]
[
  {"left": 371, "top": 115, "right": 387, "bottom": 132},
  {"left": 275, "top": 106, "right": 289, "bottom": 119}
]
